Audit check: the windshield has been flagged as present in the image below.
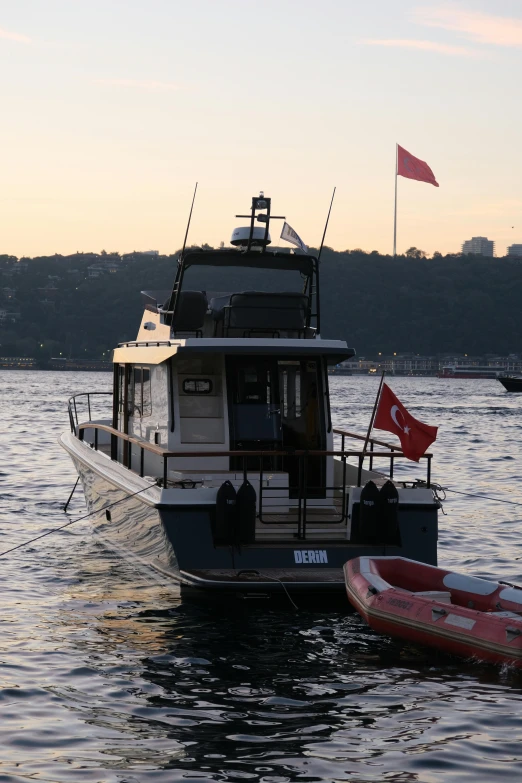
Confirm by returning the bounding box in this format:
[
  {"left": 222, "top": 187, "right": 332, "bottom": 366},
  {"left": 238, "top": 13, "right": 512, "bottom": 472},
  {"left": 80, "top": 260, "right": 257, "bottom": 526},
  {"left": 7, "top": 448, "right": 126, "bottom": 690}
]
[{"left": 181, "top": 264, "right": 307, "bottom": 295}]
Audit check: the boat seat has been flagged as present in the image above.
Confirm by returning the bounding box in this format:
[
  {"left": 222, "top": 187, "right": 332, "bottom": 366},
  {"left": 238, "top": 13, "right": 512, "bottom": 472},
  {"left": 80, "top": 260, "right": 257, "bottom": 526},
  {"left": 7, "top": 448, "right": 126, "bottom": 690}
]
[
  {"left": 215, "top": 291, "right": 308, "bottom": 336},
  {"left": 172, "top": 290, "right": 208, "bottom": 335}
]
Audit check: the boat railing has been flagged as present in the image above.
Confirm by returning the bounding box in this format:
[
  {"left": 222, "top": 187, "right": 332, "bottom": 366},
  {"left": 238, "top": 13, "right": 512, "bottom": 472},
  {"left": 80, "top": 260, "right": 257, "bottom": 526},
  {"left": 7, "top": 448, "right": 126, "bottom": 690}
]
[
  {"left": 68, "top": 392, "right": 113, "bottom": 433},
  {"left": 75, "top": 422, "right": 433, "bottom": 541},
  {"left": 333, "top": 428, "right": 407, "bottom": 483}
]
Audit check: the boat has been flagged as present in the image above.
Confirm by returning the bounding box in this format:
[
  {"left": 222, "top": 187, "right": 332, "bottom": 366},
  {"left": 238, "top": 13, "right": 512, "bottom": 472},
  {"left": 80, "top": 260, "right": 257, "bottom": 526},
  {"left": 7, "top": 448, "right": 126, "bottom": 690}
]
[
  {"left": 344, "top": 556, "right": 522, "bottom": 667},
  {"left": 498, "top": 376, "right": 522, "bottom": 392},
  {"left": 60, "top": 193, "right": 440, "bottom": 599},
  {"left": 438, "top": 365, "right": 502, "bottom": 379}
]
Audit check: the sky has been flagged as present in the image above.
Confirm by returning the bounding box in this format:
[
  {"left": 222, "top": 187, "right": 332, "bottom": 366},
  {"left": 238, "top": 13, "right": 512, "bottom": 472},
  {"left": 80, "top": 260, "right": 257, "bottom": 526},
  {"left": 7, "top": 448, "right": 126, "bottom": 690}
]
[{"left": 1, "top": 0, "right": 522, "bottom": 257}]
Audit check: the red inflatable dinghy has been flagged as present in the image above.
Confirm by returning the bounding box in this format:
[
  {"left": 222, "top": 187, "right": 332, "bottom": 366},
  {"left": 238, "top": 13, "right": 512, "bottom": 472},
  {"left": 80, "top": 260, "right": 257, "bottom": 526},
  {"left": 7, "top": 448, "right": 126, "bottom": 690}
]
[{"left": 344, "top": 556, "right": 522, "bottom": 667}]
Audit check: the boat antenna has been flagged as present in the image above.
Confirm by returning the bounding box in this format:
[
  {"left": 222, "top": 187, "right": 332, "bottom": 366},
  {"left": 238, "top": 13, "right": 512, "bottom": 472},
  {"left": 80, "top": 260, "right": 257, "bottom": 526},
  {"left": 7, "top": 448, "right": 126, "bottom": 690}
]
[
  {"left": 317, "top": 187, "right": 336, "bottom": 263},
  {"left": 164, "top": 182, "right": 198, "bottom": 325},
  {"left": 180, "top": 182, "right": 198, "bottom": 260}
]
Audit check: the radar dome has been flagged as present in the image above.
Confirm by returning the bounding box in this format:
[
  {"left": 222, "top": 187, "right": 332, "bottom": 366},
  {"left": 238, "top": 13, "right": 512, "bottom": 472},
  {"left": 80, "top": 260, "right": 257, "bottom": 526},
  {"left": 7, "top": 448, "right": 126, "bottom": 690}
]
[{"left": 230, "top": 226, "right": 271, "bottom": 247}]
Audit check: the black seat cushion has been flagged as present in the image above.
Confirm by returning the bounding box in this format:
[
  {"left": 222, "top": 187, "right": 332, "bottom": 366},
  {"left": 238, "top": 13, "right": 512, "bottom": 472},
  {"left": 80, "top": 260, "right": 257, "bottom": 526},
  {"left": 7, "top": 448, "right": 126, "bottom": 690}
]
[
  {"left": 172, "top": 290, "right": 207, "bottom": 332},
  {"left": 226, "top": 291, "right": 308, "bottom": 331}
]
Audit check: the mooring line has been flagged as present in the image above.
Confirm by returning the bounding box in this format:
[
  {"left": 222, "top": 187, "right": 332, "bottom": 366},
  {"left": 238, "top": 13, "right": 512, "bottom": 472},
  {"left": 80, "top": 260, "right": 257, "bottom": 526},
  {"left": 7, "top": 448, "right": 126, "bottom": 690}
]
[
  {"left": 415, "top": 481, "right": 522, "bottom": 509},
  {"left": 443, "top": 487, "right": 522, "bottom": 508},
  {"left": 0, "top": 483, "right": 155, "bottom": 559},
  {"left": 63, "top": 476, "right": 80, "bottom": 512}
]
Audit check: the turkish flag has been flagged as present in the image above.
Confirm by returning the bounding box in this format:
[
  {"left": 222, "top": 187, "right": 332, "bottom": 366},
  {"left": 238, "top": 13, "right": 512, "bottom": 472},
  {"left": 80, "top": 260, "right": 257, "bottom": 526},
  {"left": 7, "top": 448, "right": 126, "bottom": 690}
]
[
  {"left": 397, "top": 145, "right": 439, "bottom": 187},
  {"left": 373, "top": 383, "right": 438, "bottom": 462}
]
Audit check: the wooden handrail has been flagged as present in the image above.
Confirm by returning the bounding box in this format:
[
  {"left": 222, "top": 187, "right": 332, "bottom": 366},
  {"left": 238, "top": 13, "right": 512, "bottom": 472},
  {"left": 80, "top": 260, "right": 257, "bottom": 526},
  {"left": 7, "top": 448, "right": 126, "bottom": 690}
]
[{"left": 77, "top": 422, "right": 431, "bottom": 460}]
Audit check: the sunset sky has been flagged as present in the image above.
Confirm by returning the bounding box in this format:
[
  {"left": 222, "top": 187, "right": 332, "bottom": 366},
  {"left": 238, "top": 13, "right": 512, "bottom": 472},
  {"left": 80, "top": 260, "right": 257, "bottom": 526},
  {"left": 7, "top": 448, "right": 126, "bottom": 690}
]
[{"left": 2, "top": 0, "right": 522, "bottom": 257}]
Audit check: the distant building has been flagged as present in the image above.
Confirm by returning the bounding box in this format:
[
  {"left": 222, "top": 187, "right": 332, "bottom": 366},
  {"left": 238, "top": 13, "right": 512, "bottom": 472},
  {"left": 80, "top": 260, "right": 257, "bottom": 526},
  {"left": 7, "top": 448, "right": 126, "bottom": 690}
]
[
  {"left": 88, "top": 265, "right": 104, "bottom": 278},
  {"left": 0, "top": 310, "right": 21, "bottom": 322},
  {"left": 122, "top": 250, "right": 160, "bottom": 262},
  {"left": 507, "top": 244, "right": 522, "bottom": 257},
  {"left": 461, "top": 236, "right": 495, "bottom": 257}
]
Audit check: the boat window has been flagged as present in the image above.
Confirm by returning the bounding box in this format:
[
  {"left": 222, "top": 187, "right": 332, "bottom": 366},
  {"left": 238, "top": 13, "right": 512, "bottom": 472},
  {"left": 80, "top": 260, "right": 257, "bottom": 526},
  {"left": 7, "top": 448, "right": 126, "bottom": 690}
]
[
  {"left": 142, "top": 368, "right": 152, "bottom": 416},
  {"left": 280, "top": 363, "right": 302, "bottom": 418},
  {"left": 130, "top": 365, "right": 152, "bottom": 417},
  {"left": 227, "top": 360, "right": 282, "bottom": 446},
  {"left": 118, "top": 365, "right": 125, "bottom": 414},
  {"left": 182, "top": 378, "right": 213, "bottom": 394}
]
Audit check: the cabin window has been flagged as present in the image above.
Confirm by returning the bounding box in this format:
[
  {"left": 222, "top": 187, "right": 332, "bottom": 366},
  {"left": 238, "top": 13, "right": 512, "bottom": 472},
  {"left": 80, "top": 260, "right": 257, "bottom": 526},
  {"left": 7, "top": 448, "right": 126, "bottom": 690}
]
[
  {"left": 280, "top": 364, "right": 302, "bottom": 419},
  {"left": 129, "top": 366, "right": 152, "bottom": 417},
  {"left": 118, "top": 365, "right": 125, "bottom": 414},
  {"left": 182, "top": 378, "right": 213, "bottom": 394}
]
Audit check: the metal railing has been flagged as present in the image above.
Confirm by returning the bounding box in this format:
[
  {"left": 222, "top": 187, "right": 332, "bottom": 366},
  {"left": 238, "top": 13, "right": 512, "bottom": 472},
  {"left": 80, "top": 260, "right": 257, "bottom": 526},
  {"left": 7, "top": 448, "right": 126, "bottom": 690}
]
[
  {"left": 333, "top": 427, "right": 431, "bottom": 487},
  {"left": 75, "top": 421, "right": 433, "bottom": 540},
  {"left": 68, "top": 392, "right": 113, "bottom": 433}
]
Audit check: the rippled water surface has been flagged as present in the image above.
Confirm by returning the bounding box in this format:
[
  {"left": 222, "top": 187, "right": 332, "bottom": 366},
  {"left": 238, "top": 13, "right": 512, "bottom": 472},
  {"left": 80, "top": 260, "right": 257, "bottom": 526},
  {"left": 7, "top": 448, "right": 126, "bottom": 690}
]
[{"left": 2, "top": 371, "right": 522, "bottom": 782}]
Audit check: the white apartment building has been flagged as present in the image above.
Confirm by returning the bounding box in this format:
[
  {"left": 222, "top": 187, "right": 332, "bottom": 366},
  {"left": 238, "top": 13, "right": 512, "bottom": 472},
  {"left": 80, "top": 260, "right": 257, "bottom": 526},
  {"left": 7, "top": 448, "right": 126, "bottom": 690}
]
[
  {"left": 461, "top": 236, "right": 495, "bottom": 257},
  {"left": 507, "top": 244, "right": 522, "bottom": 257}
]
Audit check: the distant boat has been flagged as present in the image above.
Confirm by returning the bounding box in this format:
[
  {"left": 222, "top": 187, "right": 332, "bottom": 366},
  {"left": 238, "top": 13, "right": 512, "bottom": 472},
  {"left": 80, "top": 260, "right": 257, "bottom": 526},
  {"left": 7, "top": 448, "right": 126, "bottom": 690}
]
[
  {"left": 498, "top": 376, "right": 522, "bottom": 392},
  {"left": 438, "top": 365, "right": 501, "bottom": 379}
]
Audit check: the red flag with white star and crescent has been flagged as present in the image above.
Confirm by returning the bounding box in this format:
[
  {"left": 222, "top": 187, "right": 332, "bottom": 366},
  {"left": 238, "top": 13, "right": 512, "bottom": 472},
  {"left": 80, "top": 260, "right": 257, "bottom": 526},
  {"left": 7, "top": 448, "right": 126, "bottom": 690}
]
[
  {"left": 373, "top": 383, "right": 438, "bottom": 462},
  {"left": 397, "top": 145, "right": 439, "bottom": 187}
]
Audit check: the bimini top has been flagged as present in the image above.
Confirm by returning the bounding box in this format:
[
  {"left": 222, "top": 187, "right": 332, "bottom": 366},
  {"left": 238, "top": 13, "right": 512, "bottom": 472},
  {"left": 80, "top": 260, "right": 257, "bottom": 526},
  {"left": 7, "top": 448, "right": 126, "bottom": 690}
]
[{"left": 181, "top": 247, "right": 314, "bottom": 277}]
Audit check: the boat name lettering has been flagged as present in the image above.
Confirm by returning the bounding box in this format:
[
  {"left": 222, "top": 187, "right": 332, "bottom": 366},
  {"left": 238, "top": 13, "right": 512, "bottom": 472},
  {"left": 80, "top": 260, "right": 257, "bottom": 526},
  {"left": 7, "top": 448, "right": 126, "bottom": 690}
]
[
  {"left": 387, "top": 597, "right": 413, "bottom": 610},
  {"left": 294, "top": 550, "right": 328, "bottom": 564}
]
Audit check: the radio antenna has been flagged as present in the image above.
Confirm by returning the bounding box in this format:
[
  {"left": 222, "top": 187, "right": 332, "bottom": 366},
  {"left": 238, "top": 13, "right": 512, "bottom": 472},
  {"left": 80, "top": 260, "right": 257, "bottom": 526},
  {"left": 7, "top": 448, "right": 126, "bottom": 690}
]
[
  {"left": 165, "top": 182, "right": 198, "bottom": 325},
  {"left": 317, "top": 186, "right": 336, "bottom": 263},
  {"left": 180, "top": 182, "right": 198, "bottom": 259}
]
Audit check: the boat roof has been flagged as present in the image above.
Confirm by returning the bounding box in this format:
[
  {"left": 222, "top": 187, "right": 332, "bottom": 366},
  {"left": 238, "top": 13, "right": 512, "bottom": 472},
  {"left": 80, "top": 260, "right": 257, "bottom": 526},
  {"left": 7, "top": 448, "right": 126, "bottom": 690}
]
[
  {"left": 181, "top": 248, "right": 314, "bottom": 277},
  {"left": 113, "top": 338, "right": 355, "bottom": 366}
]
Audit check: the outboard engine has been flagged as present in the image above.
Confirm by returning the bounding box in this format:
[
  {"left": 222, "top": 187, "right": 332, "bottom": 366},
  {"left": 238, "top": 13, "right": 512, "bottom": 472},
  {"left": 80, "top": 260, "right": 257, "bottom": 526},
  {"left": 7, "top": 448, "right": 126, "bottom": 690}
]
[
  {"left": 236, "top": 480, "right": 257, "bottom": 544},
  {"left": 215, "top": 480, "right": 237, "bottom": 543},
  {"left": 358, "top": 480, "right": 381, "bottom": 543},
  {"left": 379, "top": 480, "right": 401, "bottom": 546}
]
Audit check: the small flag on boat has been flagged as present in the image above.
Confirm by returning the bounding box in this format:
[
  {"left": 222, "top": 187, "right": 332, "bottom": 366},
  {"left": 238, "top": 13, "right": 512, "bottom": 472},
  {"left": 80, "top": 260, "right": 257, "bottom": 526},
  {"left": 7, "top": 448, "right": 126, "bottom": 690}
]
[
  {"left": 374, "top": 383, "right": 438, "bottom": 462},
  {"left": 280, "top": 222, "right": 308, "bottom": 253},
  {"left": 397, "top": 145, "right": 439, "bottom": 187}
]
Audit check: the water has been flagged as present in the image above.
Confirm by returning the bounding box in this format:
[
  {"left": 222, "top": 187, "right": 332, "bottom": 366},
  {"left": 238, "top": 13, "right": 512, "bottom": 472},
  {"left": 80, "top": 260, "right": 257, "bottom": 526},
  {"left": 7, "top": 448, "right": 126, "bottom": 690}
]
[{"left": 2, "top": 371, "right": 522, "bottom": 782}]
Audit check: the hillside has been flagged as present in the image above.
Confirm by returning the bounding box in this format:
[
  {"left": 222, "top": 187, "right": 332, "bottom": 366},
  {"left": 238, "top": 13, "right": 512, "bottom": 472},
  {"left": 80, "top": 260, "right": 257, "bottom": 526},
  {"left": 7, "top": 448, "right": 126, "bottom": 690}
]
[{"left": 1, "top": 248, "right": 520, "bottom": 361}]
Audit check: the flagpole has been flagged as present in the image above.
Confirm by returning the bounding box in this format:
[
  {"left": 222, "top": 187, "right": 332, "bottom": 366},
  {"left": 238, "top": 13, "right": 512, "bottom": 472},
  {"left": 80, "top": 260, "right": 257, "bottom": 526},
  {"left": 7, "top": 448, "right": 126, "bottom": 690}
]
[
  {"left": 362, "top": 370, "right": 386, "bottom": 455},
  {"left": 393, "top": 144, "right": 398, "bottom": 256}
]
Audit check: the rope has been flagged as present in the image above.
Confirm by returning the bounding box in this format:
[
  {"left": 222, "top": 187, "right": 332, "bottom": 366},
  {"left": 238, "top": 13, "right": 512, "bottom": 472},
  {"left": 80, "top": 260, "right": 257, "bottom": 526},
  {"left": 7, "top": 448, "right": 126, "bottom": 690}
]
[
  {"left": 443, "top": 486, "right": 522, "bottom": 508},
  {"left": 413, "top": 480, "right": 522, "bottom": 510},
  {"left": 262, "top": 574, "right": 299, "bottom": 611},
  {"left": 0, "top": 483, "right": 156, "bottom": 559},
  {"left": 236, "top": 569, "right": 299, "bottom": 611}
]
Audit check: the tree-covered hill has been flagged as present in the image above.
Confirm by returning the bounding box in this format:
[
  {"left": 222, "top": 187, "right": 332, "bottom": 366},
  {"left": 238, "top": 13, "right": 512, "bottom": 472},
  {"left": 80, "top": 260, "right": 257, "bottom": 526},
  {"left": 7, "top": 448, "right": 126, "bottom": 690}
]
[{"left": 0, "top": 247, "right": 520, "bottom": 361}]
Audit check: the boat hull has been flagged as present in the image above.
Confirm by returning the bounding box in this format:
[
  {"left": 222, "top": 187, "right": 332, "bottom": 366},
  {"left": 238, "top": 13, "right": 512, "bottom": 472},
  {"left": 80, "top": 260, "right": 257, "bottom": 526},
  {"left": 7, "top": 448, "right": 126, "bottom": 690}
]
[
  {"left": 61, "top": 433, "right": 438, "bottom": 597},
  {"left": 437, "top": 372, "right": 498, "bottom": 379},
  {"left": 498, "top": 377, "right": 522, "bottom": 392},
  {"left": 344, "top": 556, "right": 522, "bottom": 667}
]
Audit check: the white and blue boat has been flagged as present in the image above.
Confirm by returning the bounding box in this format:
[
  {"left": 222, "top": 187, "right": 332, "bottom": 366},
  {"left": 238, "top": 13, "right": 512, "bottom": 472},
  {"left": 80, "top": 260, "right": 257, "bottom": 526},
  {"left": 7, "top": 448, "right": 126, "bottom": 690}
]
[{"left": 60, "top": 194, "right": 439, "bottom": 598}]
